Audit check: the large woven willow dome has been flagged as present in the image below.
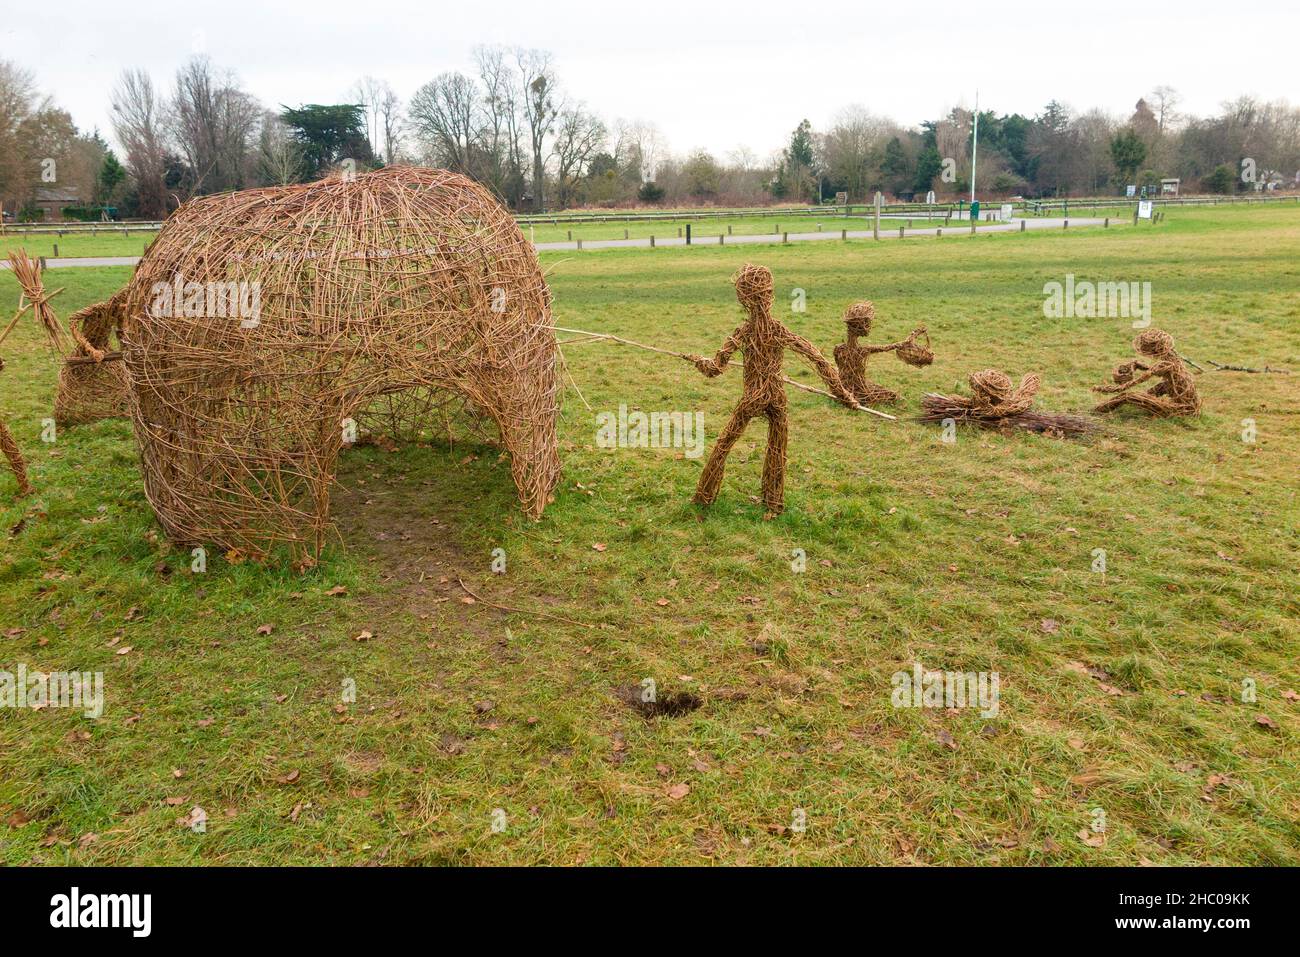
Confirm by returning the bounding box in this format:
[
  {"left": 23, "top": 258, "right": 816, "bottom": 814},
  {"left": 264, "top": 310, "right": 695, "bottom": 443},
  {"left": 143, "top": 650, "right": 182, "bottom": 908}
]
[{"left": 121, "top": 166, "right": 561, "bottom": 559}]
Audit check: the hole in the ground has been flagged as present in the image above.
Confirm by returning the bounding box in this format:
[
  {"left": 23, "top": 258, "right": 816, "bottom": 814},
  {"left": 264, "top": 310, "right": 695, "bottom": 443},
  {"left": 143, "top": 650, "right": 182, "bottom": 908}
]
[{"left": 618, "top": 685, "right": 703, "bottom": 719}]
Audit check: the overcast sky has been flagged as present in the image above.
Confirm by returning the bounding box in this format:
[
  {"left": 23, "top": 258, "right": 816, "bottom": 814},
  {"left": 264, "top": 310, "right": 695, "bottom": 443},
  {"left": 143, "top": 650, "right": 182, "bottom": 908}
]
[{"left": 6, "top": 0, "right": 1297, "bottom": 159}]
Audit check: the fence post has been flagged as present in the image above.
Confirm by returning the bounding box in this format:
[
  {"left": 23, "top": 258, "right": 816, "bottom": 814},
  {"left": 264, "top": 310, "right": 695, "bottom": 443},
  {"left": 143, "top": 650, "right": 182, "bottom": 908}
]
[
  {"left": 650, "top": 235, "right": 655, "bottom": 248},
  {"left": 841, "top": 229, "right": 847, "bottom": 240},
  {"left": 1020, "top": 220, "right": 1025, "bottom": 232},
  {"left": 567, "top": 229, "right": 572, "bottom": 241},
  {"left": 1104, "top": 217, "right": 1109, "bottom": 228},
  {"left": 728, "top": 225, "right": 733, "bottom": 235},
  {"left": 576, "top": 238, "right": 582, "bottom": 250},
  {"left": 898, "top": 225, "right": 904, "bottom": 239},
  {"left": 53, "top": 243, "right": 59, "bottom": 257},
  {"left": 1063, "top": 219, "right": 1068, "bottom": 229},
  {"left": 685, "top": 224, "right": 691, "bottom": 245},
  {"left": 782, "top": 231, "right": 788, "bottom": 244}
]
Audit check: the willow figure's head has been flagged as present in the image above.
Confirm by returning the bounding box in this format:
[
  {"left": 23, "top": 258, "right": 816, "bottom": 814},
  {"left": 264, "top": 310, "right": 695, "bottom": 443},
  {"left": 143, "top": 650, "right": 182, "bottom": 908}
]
[
  {"left": 1133, "top": 328, "right": 1174, "bottom": 358},
  {"left": 843, "top": 301, "right": 876, "bottom": 337},
  {"left": 732, "top": 263, "right": 774, "bottom": 315},
  {"left": 968, "top": 368, "right": 1014, "bottom": 404}
]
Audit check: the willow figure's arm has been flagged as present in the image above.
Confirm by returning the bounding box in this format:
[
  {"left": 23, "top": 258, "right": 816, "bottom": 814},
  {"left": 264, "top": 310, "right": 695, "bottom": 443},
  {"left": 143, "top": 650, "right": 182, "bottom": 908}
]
[
  {"left": 688, "top": 324, "right": 744, "bottom": 377},
  {"left": 784, "top": 329, "right": 861, "bottom": 407},
  {"left": 1094, "top": 366, "right": 1159, "bottom": 394}
]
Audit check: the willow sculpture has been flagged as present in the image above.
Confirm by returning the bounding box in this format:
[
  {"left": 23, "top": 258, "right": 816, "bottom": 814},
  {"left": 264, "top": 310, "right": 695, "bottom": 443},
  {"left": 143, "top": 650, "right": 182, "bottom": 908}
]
[
  {"left": 921, "top": 368, "right": 1098, "bottom": 436},
  {"left": 688, "top": 263, "right": 862, "bottom": 519},
  {"left": 0, "top": 251, "right": 63, "bottom": 496},
  {"left": 832, "top": 301, "right": 932, "bottom": 405},
  {"left": 0, "top": 358, "right": 29, "bottom": 496},
  {"left": 55, "top": 289, "right": 130, "bottom": 426},
  {"left": 121, "top": 166, "right": 562, "bottom": 559},
  {"left": 1092, "top": 328, "right": 1201, "bottom": 417}
]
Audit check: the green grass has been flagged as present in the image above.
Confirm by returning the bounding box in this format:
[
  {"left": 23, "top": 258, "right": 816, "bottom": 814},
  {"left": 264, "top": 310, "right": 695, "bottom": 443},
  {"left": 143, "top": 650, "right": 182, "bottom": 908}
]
[
  {"left": 1, "top": 204, "right": 1297, "bottom": 865},
  {"left": 1, "top": 214, "right": 960, "bottom": 260},
  {"left": 0, "top": 230, "right": 160, "bottom": 260}
]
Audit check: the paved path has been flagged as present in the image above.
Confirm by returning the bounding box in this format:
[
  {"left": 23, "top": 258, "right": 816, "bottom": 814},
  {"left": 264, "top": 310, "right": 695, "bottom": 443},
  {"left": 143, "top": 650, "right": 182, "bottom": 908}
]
[
  {"left": 2, "top": 218, "right": 1108, "bottom": 269},
  {"left": 536, "top": 217, "right": 1106, "bottom": 251}
]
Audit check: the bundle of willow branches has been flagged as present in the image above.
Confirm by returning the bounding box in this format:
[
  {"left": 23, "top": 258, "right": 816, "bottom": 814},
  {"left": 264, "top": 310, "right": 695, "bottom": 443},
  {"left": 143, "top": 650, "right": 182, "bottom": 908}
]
[{"left": 919, "top": 392, "right": 1100, "bottom": 437}]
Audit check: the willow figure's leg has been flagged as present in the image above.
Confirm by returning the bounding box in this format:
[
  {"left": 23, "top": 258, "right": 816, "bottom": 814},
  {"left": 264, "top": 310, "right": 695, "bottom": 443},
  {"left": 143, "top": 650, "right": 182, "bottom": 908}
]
[
  {"left": 694, "top": 405, "right": 754, "bottom": 506},
  {"left": 1093, "top": 394, "right": 1130, "bottom": 414},
  {"left": 1094, "top": 392, "right": 1176, "bottom": 416},
  {"left": 761, "top": 406, "right": 789, "bottom": 518},
  {"left": 1124, "top": 392, "right": 1180, "bottom": 417},
  {"left": 859, "top": 380, "right": 901, "bottom": 405},
  {"left": 0, "top": 420, "right": 31, "bottom": 496}
]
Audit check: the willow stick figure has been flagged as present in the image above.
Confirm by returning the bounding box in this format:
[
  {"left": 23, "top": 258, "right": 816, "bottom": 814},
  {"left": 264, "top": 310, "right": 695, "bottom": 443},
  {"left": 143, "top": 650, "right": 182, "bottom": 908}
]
[
  {"left": 687, "top": 264, "right": 862, "bottom": 519},
  {"left": 832, "top": 301, "right": 932, "bottom": 405},
  {"left": 1092, "top": 328, "right": 1201, "bottom": 417}
]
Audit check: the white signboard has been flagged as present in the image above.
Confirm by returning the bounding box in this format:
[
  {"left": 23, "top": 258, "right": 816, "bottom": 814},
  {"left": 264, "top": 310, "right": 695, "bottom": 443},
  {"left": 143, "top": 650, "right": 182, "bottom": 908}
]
[
  {"left": 925, "top": 190, "right": 936, "bottom": 204},
  {"left": 1125, "top": 184, "right": 1137, "bottom": 198},
  {"left": 1137, "top": 200, "right": 1153, "bottom": 219},
  {"left": 1000, "top": 203, "right": 1014, "bottom": 221}
]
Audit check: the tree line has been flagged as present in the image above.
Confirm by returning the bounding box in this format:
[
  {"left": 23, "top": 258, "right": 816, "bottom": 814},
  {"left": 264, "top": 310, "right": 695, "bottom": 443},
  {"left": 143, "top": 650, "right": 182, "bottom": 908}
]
[{"left": 2, "top": 52, "right": 1298, "bottom": 221}]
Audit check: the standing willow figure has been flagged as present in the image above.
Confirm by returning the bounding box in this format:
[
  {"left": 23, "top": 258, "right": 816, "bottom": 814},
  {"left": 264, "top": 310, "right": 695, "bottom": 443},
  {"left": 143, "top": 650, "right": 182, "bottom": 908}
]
[
  {"left": 687, "top": 264, "right": 862, "bottom": 519},
  {"left": 1092, "top": 328, "right": 1201, "bottom": 417}
]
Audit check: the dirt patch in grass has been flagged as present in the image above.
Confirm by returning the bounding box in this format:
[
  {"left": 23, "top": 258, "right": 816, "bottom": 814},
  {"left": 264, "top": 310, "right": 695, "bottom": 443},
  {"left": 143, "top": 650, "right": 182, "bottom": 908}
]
[{"left": 617, "top": 684, "right": 704, "bottom": 718}]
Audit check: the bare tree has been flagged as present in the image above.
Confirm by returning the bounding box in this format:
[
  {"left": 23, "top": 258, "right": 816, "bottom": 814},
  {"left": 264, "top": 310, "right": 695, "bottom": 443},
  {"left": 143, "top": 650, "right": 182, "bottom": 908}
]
[
  {"left": 1149, "top": 85, "right": 1181, "bottom": 134},
  {"left": 110, "top": 68, "right": 170, "bottom": 216},
  {"left": 256, "top": 110, "right": 304, "bottom": 185},
  {"left": 821, "top": 105, "right": 894, "bottom": 199},
  {"left": 349, "top": 76, "right": 403, "bottom": 165},
  {"left": 169, "top": 57, "right": 260, "bottom": 195},
  {"left": 614, "top": 119, "right": 664, "bottom": 182},
  {"left": 552, "top": 104, "right": 606, "bottom": 207},
  {"left": 377, "top": 84, "right": 403, "bottom": 165},
  {"left": 408, "top": 72, "right": 478, "bottom": 174},
  {"left": 474, "top": 45, "right": 516, "bottom": 196},
  {"left": 0, "top": 60, "right": 37, "bottom": 212},
  {"left": 515, "top": 48, "right": 557, "bottom": 211},
  {"left": 351, "top": 76, "right": 384, "bottom": 156}
]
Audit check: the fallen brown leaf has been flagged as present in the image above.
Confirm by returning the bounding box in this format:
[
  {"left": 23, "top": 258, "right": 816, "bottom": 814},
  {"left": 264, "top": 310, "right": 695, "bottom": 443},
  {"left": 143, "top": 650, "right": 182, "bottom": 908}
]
[{"left": 1076, "top": 828, "right": 1105, "bottom": 848}]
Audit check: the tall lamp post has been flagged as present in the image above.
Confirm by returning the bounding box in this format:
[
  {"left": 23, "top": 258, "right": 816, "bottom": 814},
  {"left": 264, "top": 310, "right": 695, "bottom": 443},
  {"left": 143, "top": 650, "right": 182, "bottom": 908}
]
[{"left": 970, "top": 90, "right": 979, "bottom": 208}]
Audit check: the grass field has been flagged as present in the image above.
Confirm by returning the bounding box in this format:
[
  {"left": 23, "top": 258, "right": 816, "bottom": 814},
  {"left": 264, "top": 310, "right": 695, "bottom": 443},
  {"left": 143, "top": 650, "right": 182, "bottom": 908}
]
[
  {"left": 1, "top": 214, "right": 964, "bottom": 260},
  {"left": 1, "top": 204, "right": 1297, "bottom": 865},
  {"left": 0, "top": 203, "right": 1211, "bottom": 259}
]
